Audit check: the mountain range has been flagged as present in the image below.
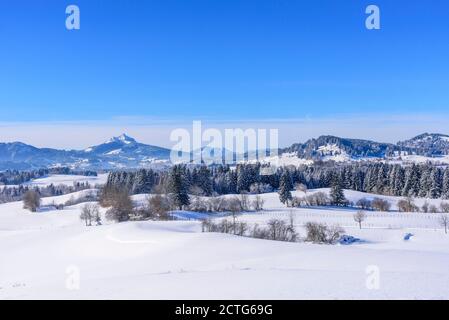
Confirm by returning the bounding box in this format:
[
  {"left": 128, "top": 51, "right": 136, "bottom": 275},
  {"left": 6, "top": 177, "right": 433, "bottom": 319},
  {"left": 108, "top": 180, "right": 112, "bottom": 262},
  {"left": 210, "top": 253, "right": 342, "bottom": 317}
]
[
  {"left": 0, "top": 134, "right": 171, "bottom": 171},
  {"left": 1, "top": 133, "right": 449, "bottom": 171}
]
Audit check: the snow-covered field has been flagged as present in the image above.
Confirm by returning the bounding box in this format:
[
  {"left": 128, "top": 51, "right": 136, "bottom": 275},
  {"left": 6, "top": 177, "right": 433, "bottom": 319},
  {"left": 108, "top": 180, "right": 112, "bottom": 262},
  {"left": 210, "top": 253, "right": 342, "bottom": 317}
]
[
  {"left": 1, "top": 188, "right": 449, "bottom": 300},
  {"left": 22, "top": 174, "right": 109, "bottom": 187}
]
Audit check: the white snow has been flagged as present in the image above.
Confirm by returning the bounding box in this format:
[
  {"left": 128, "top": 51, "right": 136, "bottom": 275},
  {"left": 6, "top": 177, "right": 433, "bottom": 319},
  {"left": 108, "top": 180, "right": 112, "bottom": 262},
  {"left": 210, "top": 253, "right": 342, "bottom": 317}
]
[
  {"left": 22, "top": 174, "right": 109, "bottom": 187},
  {"left": 106, "top": 149, "right": 122, "bottom": 155},
  {"left": 250, "top": 152, "right": 314, "bottom": 167},
  {"left": 105, "top": 134, "right": 135, "bottom": 145},
  {"left": 1, "top": 188, "right": 449, "bottom": 299},
  {"left": 388, "top": 154, "right": 449, "bottom": 165},
  {"left": 317, "top": 144, "right": 351, "bottom": 162}
]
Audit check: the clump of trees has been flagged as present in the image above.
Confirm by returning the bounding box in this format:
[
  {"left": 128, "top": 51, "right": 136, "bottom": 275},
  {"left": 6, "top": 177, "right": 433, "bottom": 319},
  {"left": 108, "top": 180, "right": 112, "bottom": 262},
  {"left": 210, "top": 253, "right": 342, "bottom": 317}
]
[
  {"left": 0, "top": 167, "right": 96, "bottom": 186},
  {"left": 23, "top": 190, "right": 41, "bottom": 212},
  {"left": 104, "top": 189, "right": 134, "bottom": 222},
  {"left": 304, "top": 222, "right": 345, "bottom": 244},
  {"left": 65, "top": 190, "right": 98, "bottom": 206},
  {"left": 2, "top": 181, "right": 93, "bottom": 204},
  {"left": 291, "top": 192, "right": 329, "bottom": 207},
  {"left": 188, "top": 194, "right": 264, "bottom": 213},
  {"left": 202, "top": 218, "right": 298, "bottom": 243},
  {"left": 252, "top": 195, "right": 264, "bottom": 211},
  {"left": 142, "top": 194, "right": 172, "bottom": 220},
  {"left": 371, "top": 198, "right": 391, "bottom": 212},
  {"left": 397, "top": 197, "right": 419, "bottom": 212},
  {"left": 80, "top": 203, "right": 101, "bottom": 226},
  {"left": 356, "top": 198, "right": 372, "bottom": 210}
]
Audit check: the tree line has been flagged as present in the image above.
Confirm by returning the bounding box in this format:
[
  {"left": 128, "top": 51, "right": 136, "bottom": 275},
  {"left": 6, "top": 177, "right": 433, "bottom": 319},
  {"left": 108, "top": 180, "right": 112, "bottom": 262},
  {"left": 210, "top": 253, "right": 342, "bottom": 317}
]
[
  {"left": 0, "top": 167, "right": 97, "bottom": 186},
  {"left": 104, "top": 162, "right": 449, "bottom": 200}
]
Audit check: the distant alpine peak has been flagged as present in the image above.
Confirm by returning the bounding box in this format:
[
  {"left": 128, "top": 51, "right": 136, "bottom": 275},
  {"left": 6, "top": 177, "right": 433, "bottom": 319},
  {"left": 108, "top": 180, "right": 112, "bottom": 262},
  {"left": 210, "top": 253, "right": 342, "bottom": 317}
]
[
  {"left": 105, "top": 133, "right": 137, "bottom": 144},
  {"left": 411, "top": 133, "right": 449, "bottom": 141}
]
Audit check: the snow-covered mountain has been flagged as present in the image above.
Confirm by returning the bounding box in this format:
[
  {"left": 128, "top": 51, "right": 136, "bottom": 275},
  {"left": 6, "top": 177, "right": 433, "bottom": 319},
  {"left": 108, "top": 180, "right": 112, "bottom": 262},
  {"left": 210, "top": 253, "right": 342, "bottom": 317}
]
[
  {"left": 2, "top": 133, "right": 449, "bottom": 170},
  {"left": 0, "top": 134, "right": 171, "bottom": 171},
  {"left": 397, "top": 133, "right": 449, "bottom": 156},
  {"left": 0, "top": 142, "right": 76, "bottom": 170},
  {"left": 281, "top": 135, "right": 399, "bottom": 161}
]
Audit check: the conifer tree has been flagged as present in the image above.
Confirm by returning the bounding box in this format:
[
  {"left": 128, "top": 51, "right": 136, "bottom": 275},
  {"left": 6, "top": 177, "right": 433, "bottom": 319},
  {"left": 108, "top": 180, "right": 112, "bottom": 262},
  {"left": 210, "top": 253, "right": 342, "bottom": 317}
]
[
  {"left": 278, "top": 171, "right": 293, "bottom": 206},
  {"left": 442, "top": 168, "right": 449, "bottom": 199},
  {"left": 430, "top": 167, "right": 442, "bottom": 199},
  {"left": 168, "top": 165, "right": 190, "bottom": 210},
  {"left": 330, "top": 173, "right": 347, "bottom": 206}
]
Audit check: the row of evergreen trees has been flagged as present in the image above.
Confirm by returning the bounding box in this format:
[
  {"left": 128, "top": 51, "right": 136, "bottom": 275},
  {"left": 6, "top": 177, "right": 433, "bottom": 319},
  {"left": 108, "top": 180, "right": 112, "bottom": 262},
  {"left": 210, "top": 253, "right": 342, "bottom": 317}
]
[
  {"left": 0, "top": 182, "right": 93, "bottom": 203},
  {"left": 104, "top": 162, "right": 449, "bottom": 200},
  {"left": 0, "top": 167, "right": 97, "bottom": 186}
]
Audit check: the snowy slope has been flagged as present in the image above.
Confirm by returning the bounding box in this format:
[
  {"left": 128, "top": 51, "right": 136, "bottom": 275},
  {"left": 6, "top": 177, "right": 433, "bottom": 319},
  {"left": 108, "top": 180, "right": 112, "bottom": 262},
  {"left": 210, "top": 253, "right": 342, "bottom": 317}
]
[
  {"left": 23, "top": 174, "right": 109, "bottom": 187},
  {"left": 1, "top": 190, "right": 449, "bottom": 299}
]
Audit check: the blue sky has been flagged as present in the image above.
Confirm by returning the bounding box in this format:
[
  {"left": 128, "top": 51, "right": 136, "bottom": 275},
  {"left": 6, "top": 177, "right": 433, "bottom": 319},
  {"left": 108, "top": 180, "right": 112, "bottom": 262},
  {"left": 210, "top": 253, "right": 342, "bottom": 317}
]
[{"left": 0, "top": 0, "right": 448, "bottom": 148}]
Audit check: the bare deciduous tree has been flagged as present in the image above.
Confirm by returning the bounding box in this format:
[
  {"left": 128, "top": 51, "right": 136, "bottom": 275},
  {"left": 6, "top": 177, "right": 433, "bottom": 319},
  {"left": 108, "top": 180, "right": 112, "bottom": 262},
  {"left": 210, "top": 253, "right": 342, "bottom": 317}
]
[
  {"left": 105, "top": 190, "right": 134, "bottom": 222},
  {"left": 371, "top": 198, "right": 391, "bottom": 212},
  {"left": 440, "top": 202, "right": 449, "bottom": 213},
  {"left": 239, "top": 193, "right": 250, "bottom": 211},
  {"left": 251, "top": 195, "right": 264, "bottom": 211},
  {"left": 439, "top": 214, "right": 449, "bottom": 234},
  {"left": 227, "top": 197, "right": 242, "bottom": 233},
  {"left": 146, "top": 194, "right": 171, "bottom": 220},
  {"left": 397, "top": 197, "right": 419, "bottom": 212},
  {"left": 80, "top": 203, "right": 101, "bottom": 226},
  {"left": 356, "top": 198, "right": 372, "bottom": 210},
  {"left": 354, "top": 210, "right": 367, "bottom": 229},
  {"left": 305, "top": 222, "right": 345, "bottom": 244}
]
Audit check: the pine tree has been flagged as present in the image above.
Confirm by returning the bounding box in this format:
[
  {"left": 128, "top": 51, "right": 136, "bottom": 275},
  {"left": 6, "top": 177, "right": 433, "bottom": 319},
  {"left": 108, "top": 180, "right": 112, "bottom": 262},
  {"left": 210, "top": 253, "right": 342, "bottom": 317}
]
[
  {"left": 278, "top": 171, "right": 293, "bottom": 206},
  {"left": 393, "top": 165, "right": 405, "bottom": 196},
  {"left": 168, "top": 165, "right": 190, "bottom": 210},
  {"left": 429, "top": 167, "right": 442, "bottom": 199},
  {"left": 402, "top": 164, "right": 420, "bottom": 197},
  {"left": 375, "top": 164, "right": 388, "bottom": 195},
  {"left": 330, "top": 173, "right": 347, "bottom": 206},
  {"left": 236, "top": 165, "right": 250, "bottom": 193},
  {"left": 442, "top": 168, "right": 449, "bottom": 199},
  {"left": 419, "top": 165, "right": 431, "bottom": 198}
]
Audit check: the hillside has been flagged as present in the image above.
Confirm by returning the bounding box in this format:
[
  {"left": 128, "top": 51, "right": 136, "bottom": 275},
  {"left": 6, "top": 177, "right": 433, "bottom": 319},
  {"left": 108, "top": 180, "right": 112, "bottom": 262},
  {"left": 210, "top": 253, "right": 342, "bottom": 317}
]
[{"left": 1, "top": 186, "right": 449, "bottom": 299}]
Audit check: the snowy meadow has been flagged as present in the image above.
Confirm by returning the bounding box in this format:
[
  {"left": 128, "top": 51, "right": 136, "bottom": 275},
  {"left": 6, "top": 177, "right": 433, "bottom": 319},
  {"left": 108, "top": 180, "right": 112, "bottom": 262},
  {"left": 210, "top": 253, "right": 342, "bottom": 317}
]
[{"left": 1, "top": 173, "right": 449, "bottom": 300}]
